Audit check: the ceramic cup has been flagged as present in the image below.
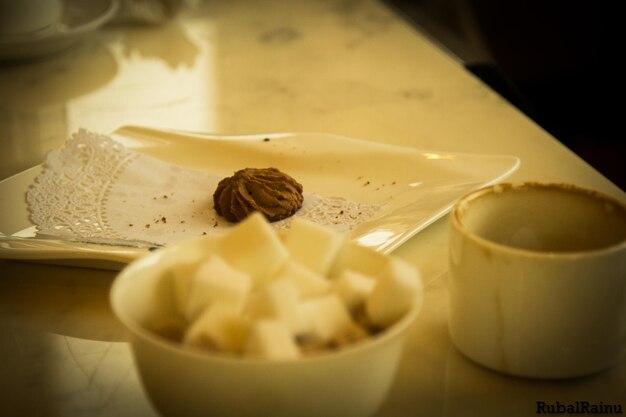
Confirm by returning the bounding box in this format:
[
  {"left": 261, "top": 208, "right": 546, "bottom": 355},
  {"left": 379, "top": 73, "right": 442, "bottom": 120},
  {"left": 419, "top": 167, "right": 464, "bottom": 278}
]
[
  {"left": 448, "top": 183, "right": 626, "bottom": 379},
  {"left": 0, "top": 0, "right": 62, "bottom": 36}
]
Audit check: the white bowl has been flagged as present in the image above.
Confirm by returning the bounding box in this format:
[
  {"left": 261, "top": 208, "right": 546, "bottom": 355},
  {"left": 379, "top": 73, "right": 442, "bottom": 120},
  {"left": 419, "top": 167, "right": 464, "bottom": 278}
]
[{"left": 110, "top": 234, "right": 421, "bottom": 417}]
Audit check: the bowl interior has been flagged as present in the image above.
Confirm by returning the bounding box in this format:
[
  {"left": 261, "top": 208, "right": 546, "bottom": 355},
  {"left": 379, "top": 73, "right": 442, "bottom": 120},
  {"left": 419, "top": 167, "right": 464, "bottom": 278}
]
[{"left": 456, "top": 184, "right": 626, "bottom": 253}]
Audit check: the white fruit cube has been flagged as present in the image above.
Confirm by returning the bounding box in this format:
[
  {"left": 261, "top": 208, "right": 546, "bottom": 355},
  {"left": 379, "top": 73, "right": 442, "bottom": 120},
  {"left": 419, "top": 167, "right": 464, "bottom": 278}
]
[
  {"left": 253, "top": 279, "right": 303, "bottom": 333},
  {"left": 168, "top": 261, "right": 199, "bottom": 316},
  {"left": 366, "top": 257, "right": 422, "bottom": 327},
  {"left": 283, "top": 218, "right": 344, "bottom": 275},
  {"left": 334, "top": 269, "right": 376, "bottom": 312},
  {"left": 185, "top": 255, "right": 251, "bottom": 321},
  {"left": 272, "top": 259, "right": 331, "bottom": 298},
  {"left": 184, "top": 303, "right": 250, "bottom": 353},
  {"left": 327, "top": 241, "right": 390, "bottom": 280},
  {"left": 219, "top": 212, "right": 289, "bottom": 283},
  {"left": 245, "top": 319, "right": 301, "bottom": 360},
  {"left": 300, "top": 294, "right": 354, "bottom": 343}
]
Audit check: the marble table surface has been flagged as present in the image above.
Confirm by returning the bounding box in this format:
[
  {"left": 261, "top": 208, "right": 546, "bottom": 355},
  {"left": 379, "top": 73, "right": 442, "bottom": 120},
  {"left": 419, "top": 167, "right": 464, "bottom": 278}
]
[{"left": 0, "top": 0, "right": 624, "bottom": 416}]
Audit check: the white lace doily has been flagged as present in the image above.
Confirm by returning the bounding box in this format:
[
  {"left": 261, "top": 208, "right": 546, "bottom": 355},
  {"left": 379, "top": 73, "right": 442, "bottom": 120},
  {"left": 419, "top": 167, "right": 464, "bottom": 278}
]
[{"left": 26, "top": 130, "right": 381, "bottom": 247}]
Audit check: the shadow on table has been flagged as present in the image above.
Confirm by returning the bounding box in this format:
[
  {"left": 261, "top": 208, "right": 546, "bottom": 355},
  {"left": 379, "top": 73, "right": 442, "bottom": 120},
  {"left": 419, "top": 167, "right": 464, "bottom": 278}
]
[
  {"left": 0, "top": 260, "right": 126, "bottom": 341},
  {"left": 443, "top": 345, "right": 626, "bottom": 416}
]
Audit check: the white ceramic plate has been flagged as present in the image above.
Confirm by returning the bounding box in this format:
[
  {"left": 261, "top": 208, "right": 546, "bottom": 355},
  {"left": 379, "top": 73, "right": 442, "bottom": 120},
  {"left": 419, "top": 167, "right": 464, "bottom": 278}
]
[
  {"left": 0, "top": 125, "right": 519, "bottom": 269},
  {"left": 0, "top": 0, "right": 118, "bottom": 61}
]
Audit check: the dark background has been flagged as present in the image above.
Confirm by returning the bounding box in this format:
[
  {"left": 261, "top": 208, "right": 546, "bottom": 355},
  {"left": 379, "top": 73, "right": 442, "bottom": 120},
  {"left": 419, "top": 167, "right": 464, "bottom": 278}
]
[{"left": 386, "top": 0, "right": 623, "bottom": 190}]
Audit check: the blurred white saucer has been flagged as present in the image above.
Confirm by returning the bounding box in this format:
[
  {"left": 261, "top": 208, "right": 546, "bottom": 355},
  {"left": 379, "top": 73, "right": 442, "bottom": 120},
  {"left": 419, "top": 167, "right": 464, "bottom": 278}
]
[{"left": 0, "top": 0, "right": 119, "bottom": 61}]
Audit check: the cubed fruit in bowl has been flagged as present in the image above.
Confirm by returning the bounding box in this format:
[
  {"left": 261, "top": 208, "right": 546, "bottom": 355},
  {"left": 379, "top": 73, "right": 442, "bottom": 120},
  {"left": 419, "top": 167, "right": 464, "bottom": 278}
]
[
  {"left": 110, "top": 211, "right": 423, "bottom": 417},
  {"left": 245, "top": 319, "right": 301, "bottom": 360},
  {"left": 366, "top": 257, "right": 422, "bottom": 327},
  {"left": 184, "top": 302, "right": 250, "bottom": 353},
  {"left": 299, "top": 294, "right": 356, "bottom": 344},
  {"left": 270, "top": 259, "right": 331, "bottom": 298},
  {"left": 185, "top": 255, "right": 251, "bottom": 321},
  {"left": 252, "top": 279, "right": 304, "bottom": 333},
  {"left": 219, "top": 212, "right": 289, "bottom": 283},
  {"left": 168, "top": 261, "right": 198, "bottom": 315},
  {"left": 283, "top": 217, "right": 345, "bottom": 275},
  {"left": 334, "top": 269, "right": 376, "bottom": 312},
  {"left": 327, "top": 240, "right": 390, "bottom": 280}
]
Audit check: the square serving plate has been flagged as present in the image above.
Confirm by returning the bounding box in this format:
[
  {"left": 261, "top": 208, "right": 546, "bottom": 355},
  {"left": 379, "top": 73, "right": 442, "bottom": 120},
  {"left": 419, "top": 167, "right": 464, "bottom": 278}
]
[{"left": 0, "top": 125, "right": 519, "bottom": 269}]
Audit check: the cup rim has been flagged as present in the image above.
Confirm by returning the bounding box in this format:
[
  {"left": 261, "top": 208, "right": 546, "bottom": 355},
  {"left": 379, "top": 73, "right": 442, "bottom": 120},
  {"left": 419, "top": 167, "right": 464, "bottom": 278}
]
[
  {"left": 451, "top": 182, "right": 626, "bottom": 258},
  {"left": 110, "top": 234, "right": 421, "bottom": 366}
]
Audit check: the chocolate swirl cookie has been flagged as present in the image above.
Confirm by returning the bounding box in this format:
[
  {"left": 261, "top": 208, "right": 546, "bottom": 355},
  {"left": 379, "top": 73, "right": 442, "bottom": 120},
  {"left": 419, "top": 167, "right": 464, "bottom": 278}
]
[{"left": 213, "top": 168, "right": 304, "bottom": 222}]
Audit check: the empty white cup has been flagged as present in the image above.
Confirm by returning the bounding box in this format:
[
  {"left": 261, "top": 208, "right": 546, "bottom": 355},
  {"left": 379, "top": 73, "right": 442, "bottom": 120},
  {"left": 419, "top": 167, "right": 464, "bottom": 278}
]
[{"left": 448, "top": 183, "right": 626, "bottom": 379}]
